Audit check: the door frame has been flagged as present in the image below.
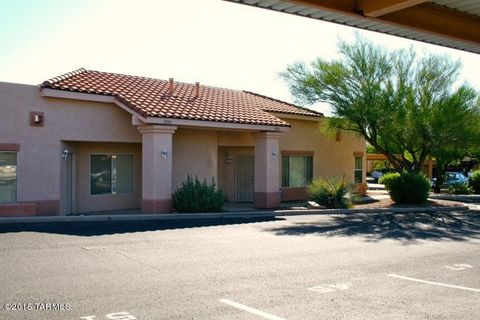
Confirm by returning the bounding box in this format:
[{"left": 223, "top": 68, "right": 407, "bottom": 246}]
[{"left": 63, "top": 151, "right": 75, "bottom": 215}]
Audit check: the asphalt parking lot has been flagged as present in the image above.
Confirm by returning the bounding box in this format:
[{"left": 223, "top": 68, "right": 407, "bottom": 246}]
[{"left": 0, "top": 209, "right": 479, "bottom": 320}]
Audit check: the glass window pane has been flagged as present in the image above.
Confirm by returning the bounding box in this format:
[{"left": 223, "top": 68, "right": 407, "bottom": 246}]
[
  {"left": 281, "top": 156, "right": 289, "bottom": 187},
  {"left": 0, "top": 152, "right": 17, "bottom": 203},
  {"left": 289, "top": 156, "right": 306, "bottom": 187},
  {"left": 355, "top": 157, "right": 363, "bottom": 169},
  {"left": 354, "top": 170, "right": 363, "bottom": 183},
  {"left": 90, "top": 155, "right": 112, "bottom": 195},
  {"left": 115, "top": 155, "right": 133, "bottom": 194}
]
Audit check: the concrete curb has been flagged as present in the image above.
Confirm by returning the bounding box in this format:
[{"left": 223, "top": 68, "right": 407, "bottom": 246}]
[
  {"left": 0, "top": 203, "right": 469, "bottom": 225},
  {"left": 429, "top": 193, "right": 480, "bottom": 202}
]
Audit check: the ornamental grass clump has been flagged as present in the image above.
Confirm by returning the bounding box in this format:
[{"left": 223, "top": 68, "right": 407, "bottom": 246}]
[
  {"left": 173, "top": 176, "right": 225, "bottom": 213},
  {"left": 307, "top": 177, "right": 353, "bottom": 209}
]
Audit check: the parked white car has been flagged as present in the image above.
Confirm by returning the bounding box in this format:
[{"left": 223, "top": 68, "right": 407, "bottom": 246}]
[{"left": 370, "top": 168, "right": 396, "bottom": 183}]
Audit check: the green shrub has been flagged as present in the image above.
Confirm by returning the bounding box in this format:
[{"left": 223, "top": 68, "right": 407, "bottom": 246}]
[
  {"left": 447, "top": 183, "right": 472, "bottom": 195},
  {"left": 378, "top": 172, "right": 400, "bottom": 191},
  {"left": 388, "top": 171, "right": 430, "bottom": 204},
  {"left": 173, "top": 176, "right": 225, "bottom": 213},
  {"left": 469, "top": 171, "right": 480, "bottom": 194},
  {"left": 307, "top": 177, "right": 353, "bottom": 209}
]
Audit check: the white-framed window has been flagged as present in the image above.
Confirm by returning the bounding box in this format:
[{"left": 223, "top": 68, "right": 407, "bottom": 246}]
[
  {"left": 282, "top": 155, "right": 313, "bottom": 187},
  {"left": 0, "top": 152, "right": 17, "bottom": 203},
  {"left": 354, "top": 156, "right": 363, "bottom": 183},
  {"left": 90, "top": 154, "right": 133, "bottom": 195}
]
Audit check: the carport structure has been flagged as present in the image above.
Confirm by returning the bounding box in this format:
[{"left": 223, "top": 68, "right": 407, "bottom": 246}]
[{"left": 226, "top": 0, "right": 480, "bottom": 54}]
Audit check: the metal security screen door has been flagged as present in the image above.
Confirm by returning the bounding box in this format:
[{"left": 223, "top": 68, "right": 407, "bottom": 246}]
[{"left": 235, "top": 156, "right": 254, "bottom": 202}]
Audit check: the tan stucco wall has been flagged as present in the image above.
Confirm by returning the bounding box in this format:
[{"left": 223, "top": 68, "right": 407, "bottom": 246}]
[
  {"left": 0, "top": 82, "right": 141, "bottom": 214},
  {"left": 70, "top": 142, "right": 142, "bottom": 213},
  {"left": 1, "top": 81, "right": 365, "bottom": 212},
  {"left": 218, "top": 131, "right": 254, "bottom": 147},
  {"left": 278, "top": 118, "right": 366, "bottom": 183},
  {"left": 215, "top": 118, "right": 366, "bottom": 202},
  {"left": 172, "top": 129, "right": 218, "bottom": 191}
]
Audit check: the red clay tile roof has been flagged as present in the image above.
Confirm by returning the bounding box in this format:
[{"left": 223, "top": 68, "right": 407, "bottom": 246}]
[
  {"left": 243, "top": 91, "right": 323, "bottom": 117},
  {"left": 41, "top": 69, "right": 322, "bottom": 127}
]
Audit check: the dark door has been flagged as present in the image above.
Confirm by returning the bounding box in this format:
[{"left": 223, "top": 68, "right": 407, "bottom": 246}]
[{"left": 235, "top": 156, "right": 254, "bottom": 202}]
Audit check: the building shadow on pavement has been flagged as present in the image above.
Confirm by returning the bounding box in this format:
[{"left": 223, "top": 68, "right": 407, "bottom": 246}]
[
  {"left": 0, "top": 217, "right": 283, "bottom": 236},
  {"left": 265, "top": 211, "right": 480, "bottom": 243}
]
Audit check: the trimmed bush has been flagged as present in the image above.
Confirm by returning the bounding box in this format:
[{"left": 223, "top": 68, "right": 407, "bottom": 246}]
[
  {"left": 387, "top": 171, "right": 430, "bottom": 204},
  {"left": 307, "top": 177, "right": 353, "bottom": 209},
  {"left": 447, "top": 183, "right": 472, "bottom": 195},
  {"left": 173, "top": 176, "right": 225, "bottom": 213},
  {"left": 378, "top": 172, "right": 400, "bottom": 191},
  {"left": 469, "top": 170, "right": 480, "bottom": 194}
]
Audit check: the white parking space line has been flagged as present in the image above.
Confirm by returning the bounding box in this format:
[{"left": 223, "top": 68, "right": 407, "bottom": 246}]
[
  {"left": 444, "top": 264, "right": 473, "bottom": 271},
  {"left": 219, "top": 299, "right": 286, "bottom": 320},
  {"left": 308, "top": 282, "right": 352, "bottom": 293},
  {"left": 388, "top": 274, "right": 480, "bottom": 293}
]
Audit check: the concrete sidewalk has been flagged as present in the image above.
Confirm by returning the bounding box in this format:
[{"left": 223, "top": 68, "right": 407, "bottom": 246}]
[
  {"left": 0, "top": 202, "right": 470, "bottom": 225},
  {"left": 429, "top": 193, "right": 480, "bottom": 202}
]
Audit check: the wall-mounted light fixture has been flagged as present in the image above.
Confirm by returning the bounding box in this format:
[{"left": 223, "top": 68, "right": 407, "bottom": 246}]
[
  {"left": 225, "top": 153, "right": 233, "bottom": 164},
  {"left": 30, "top": 111, "right": 44, "bottom": 127},
  {"left": 161, "top": 149, "right": 168, "bottom": 159},
  {"left": 271, "top": 151, "right": 278, "bottom": 160},
  {"left": 62, "top": 149, "right": 69, "bottom": 160}
]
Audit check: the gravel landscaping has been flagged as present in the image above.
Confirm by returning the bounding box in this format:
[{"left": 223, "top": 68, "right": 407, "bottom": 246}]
[{"left": 354, "top": 198, "right": 465, "bottom": 209}]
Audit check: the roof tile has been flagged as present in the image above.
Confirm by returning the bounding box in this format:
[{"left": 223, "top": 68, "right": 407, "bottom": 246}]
[{"left": 42, "top": 69, "right": 323, "bottom": 127}]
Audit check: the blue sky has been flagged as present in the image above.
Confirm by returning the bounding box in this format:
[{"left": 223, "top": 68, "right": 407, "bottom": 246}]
[{"left": 1, "top": 0, "right": 479, "bottom": 115}]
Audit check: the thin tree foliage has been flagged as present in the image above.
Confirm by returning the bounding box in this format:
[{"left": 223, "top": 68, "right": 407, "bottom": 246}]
[{"left": 281, "top": 35, "right": 480, "bottom": 174}]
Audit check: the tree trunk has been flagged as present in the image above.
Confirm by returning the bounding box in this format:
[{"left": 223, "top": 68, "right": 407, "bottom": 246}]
[{"left": 433, "top": 163, "right": 447, "bottom": 193}]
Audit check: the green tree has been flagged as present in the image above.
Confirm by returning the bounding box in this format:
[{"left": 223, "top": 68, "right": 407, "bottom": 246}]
[
  {"left": 281, "top": 35, "right": 480, "bottom": 175},
  {"left": 429, "top": 93, "right": 480, "bottom": 191}
]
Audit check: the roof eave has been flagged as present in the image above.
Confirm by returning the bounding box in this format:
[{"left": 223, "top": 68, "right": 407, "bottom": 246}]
[
  {"left": 269, "top": 112, "right": 324, "bottom": 121},
  {"left": 133, "top": 115, "right": 290, "bottom": 132},
  {"left": 226, "top": 0, "right": 480, "bottom": 54}
]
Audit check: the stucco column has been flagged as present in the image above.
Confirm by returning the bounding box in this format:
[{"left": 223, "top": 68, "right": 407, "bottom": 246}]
[
  {"left": 138, "top": 125, "right": 177, "bottom": 213},
  {"left": 252, "top": 132, "right": 283, "bottom": 209},
  {"left": 428, "top": 159, "right": 434, "bottom": 178}
]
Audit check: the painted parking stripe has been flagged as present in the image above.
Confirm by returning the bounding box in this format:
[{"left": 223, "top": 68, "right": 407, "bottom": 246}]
[
  {"left": 388, "top": 274, "right": 480, "bottom": 293},
  {"left": 219, "top": 299, "right": 286, "bottom": 320},
  {"left": 444, "top": 264, "right": 473, "bottom": 271}
]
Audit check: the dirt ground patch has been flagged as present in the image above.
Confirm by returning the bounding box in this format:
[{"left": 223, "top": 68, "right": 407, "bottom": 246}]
[{"left": 354, "top": 198, "right": 464, "bottom": 209}]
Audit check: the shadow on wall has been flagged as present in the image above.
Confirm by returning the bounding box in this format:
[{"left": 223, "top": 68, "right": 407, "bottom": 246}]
[
  {"left": 264, "top": 211, "right": 480, "bottom": 243},
  {"left": 0, "top": 217, "right": 283, "bottom": 237}
]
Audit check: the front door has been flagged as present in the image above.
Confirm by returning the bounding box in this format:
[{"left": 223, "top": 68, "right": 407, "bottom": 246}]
[{"left": 235, "top": 155, "right": 254, "bottom": 202}]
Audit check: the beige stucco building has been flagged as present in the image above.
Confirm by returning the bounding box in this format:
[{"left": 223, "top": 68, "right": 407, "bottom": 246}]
[{"left": 0, "top": 69, "right": 365, "bottom": 217}]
